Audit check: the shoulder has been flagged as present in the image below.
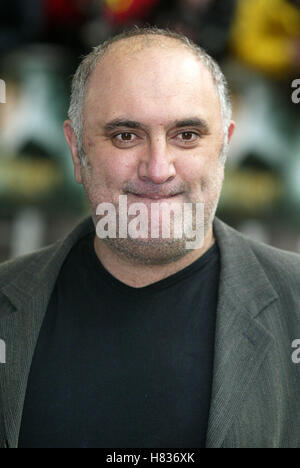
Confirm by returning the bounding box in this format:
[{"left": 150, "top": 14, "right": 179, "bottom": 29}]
[
  {"left": 248, "top": 236, "right": 300, "bottom": 274},
  {"left": 215, "top": 217, "right": 300, "bottom": 273},
  {"left": 0, "top": 242, "right": 62, "bottom": 285},
  {"left": 232, "top": 222, "right": 300, "bottom": 302},
  {"left": 245, "top": 234, "right": 300, "bottom": 299},
  {"left": 214, "top": 217, "right": 300, "bottom": 296},
  {"left": 0, "top": 216, "right": 94, "bottom": 288}
]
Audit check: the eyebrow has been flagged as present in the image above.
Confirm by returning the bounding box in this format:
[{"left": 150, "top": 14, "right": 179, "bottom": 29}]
[
  {"left": 173, "top": 118, "right": 210, "bottom": 134},
  {"left": 104, "top": 119, "right": 143, "bottom": 132},
  {"left": 103, "top": 117, "right": 210, "bottom": 134}
]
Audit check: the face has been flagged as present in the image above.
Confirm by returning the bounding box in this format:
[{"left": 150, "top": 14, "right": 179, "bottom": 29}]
[{"left": 64, "top": 38, "right": 235, "bottom": 265}]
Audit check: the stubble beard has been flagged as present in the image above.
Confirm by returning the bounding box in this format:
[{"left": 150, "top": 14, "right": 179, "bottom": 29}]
[
  {"left": 83, "top": 165, "right": 224, "bottom": 266},
  {"left": 102, "top": 206, "right": 216, "bottom": 266}
]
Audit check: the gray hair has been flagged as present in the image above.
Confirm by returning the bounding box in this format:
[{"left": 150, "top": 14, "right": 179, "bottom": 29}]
[{"left": 68, "top": 26, "right": 232, "bottom": 166}]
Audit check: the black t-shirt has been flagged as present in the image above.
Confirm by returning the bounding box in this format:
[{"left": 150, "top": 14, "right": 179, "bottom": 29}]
[{"left": 18, "top": 232, "right": 220, "bottom": 448}]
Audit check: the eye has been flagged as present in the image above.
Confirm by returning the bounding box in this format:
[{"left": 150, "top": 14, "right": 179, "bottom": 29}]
[
  {"left": 112, "top": 132, "right": 141, "bottom": 147},
  {"left": 174, "top": 131, "right": 200, "bottom": 146},
  {"left": 180, "top": 132, "right": 198, "bottom": 141},
  {"left": 114, "top": 132, "right": 136, "bottom": 142}
]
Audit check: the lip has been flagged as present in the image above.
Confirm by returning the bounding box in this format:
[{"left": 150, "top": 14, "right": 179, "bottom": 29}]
[{"left": 129, "top": 193, "right": 183, "bottom": 200}]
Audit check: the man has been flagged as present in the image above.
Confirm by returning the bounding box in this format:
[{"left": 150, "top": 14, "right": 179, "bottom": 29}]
[{"left": 0, "top": 26, "right": 300, "bottom": 449}]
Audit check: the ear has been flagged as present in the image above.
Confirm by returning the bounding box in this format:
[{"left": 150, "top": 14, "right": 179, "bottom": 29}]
[
  {"left": 227, "top": 120, "right": 236, "bottom": 144},
  {"left": 63, "top": 120, "right": 83, "bottom": 184}
]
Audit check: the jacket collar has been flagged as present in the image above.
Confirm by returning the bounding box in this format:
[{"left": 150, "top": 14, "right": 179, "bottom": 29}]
[{"left": 0, "top": 216, "right": 278, "bottom": 448}]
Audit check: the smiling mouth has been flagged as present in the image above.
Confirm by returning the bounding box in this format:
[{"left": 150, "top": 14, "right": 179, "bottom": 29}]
[{"left": 129, "top": 193, "right": 183, "bottom": 200}]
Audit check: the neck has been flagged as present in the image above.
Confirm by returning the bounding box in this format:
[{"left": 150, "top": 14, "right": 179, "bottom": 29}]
[{"left": 93, "top": 225, "right": 215, "bottom": 288}]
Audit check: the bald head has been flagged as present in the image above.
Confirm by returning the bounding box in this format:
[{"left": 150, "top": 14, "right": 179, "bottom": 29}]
[
  {"left": 84, "top": 35, "right": 217, "bottom": 116},
  {"left": 103, "top": 33, "right": 192, "bottom": 56}
]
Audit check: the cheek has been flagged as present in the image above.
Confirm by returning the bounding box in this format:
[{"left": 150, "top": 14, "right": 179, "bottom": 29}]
[
  {"left": 104, "top": 157, "right": 135, "bottom": 190},
  {"left": 177, "top": 154, "right": 211, "bottom": 185},
  {"left": 84, "top": 151, "right": 135, "bottom": 202},
  {"left": 177, "top": 152, "right": 224, "bottom": 195}
]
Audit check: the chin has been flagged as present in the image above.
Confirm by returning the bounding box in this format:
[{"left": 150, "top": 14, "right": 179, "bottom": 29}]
[{"left": 102, "top": 236, "right": 191, "bottom": 266}]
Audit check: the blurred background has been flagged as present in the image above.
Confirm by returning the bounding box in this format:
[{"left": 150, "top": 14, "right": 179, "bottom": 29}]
[{"left": 0, "top": 0, "right": 300, "bottom": 261}]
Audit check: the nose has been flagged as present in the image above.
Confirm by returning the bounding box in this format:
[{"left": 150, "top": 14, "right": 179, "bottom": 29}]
[{"left": 138, "top": 138, "right": 176, "bottom": 185}]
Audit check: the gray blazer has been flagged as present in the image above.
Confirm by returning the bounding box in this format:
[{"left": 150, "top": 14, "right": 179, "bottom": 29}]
[{"left": 1, "top": 216, "right": 300, "bottom": 448}]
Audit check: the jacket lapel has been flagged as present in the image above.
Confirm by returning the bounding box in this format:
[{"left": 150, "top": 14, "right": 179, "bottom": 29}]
[
  {"left": 206, "top": 218, "right": 278, "bottom": 447},
  {"left": 0, "top": 288, "right": 53, "bottom": 448},
  {"left": 0, "top": 217, "right": 94, "bottom": 448}
]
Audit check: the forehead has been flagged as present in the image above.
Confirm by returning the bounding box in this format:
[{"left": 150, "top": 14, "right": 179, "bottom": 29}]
[{"left": 84, "top": 37, "right": 221, "bottom": 124}]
